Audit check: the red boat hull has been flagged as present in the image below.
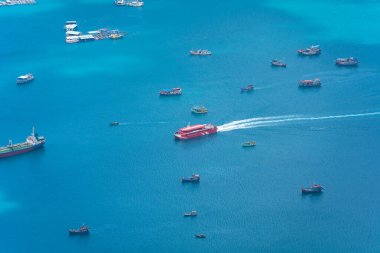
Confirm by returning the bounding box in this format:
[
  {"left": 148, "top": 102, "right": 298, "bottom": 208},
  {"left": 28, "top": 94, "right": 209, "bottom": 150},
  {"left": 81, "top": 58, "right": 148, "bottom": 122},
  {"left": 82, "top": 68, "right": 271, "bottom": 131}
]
[{"left": 175, "top": 124, "right": 217, "bottom": 140}]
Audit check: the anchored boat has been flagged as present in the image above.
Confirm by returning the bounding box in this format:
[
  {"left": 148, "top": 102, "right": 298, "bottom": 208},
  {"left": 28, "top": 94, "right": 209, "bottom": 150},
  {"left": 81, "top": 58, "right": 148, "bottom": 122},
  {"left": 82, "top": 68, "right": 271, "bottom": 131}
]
[
  {"left": 175, "top": 124, "right": 217, "bottom": 140},
  {"left": 184, "top": 211, "right": 198, "bottom": 217},
  {"left": 182, "top": 174, "right": 200, "bottom": 183},
  {"left": 297, "top": 45, "right": 321, "bottom": 56},
  {"left": 68, "top": 225, "right": 90, "bottom": 235},
  {"left": 126, "top": 0, "right": 144, "bottom": 7},
  {"left": 160, "top": 88, "right": 182, "bottom": 96},
  {"left": 191, "top": 106, "right": 208, "bottom": 114},
  {"left": 299, "top": 78, "right": 321, "bottom": 87},
  {"left": 242, "top": 141, "right": 256, "bottom": 147},
  {"left": 190, "top": 50, "right": 212, "bottom": 56},
  {"left": 16, "top": 73, "right": 34, "bottom": 84},
  {"left": 302, "top": 184, "right": 323, "bottom": 194},
  {"left": 336, "top": 57, "right": 358, "bottom": 66},
  {"left": 271, "top": 59, "right": 286, "bottom": 67},
  {"left": 0, "top": 127, "right": 45, "bottom": 158}
]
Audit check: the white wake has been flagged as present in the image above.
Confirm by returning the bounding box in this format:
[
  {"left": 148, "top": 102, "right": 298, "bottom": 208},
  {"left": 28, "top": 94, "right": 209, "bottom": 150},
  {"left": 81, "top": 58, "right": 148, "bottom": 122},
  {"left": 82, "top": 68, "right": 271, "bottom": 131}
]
[{"left": 217, "top": 112, "right": 380, "bottom": 132}]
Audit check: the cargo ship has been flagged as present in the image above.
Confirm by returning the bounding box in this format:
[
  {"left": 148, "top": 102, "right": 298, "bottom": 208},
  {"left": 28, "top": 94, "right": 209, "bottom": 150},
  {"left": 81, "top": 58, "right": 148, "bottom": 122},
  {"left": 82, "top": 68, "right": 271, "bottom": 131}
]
[
  {"left": 0, "top": 127, "right": 45, "bottom": 158},
  {"left": 175, "top": 124, "right": 217, "bottom": 140}
]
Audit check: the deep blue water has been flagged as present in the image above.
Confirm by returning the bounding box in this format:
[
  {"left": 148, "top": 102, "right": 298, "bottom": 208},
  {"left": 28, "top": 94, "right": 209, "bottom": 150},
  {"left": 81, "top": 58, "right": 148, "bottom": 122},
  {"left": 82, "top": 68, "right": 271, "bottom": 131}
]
[{"left": 1, "top": 0, "right": 380, "bottom": 252}]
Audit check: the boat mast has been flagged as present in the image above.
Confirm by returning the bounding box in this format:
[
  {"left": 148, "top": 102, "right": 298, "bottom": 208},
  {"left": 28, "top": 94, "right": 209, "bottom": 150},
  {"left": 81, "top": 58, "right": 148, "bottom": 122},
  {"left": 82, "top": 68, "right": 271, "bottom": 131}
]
[{"left": 32, "top": 126, "right": 35, "bottom": 136}]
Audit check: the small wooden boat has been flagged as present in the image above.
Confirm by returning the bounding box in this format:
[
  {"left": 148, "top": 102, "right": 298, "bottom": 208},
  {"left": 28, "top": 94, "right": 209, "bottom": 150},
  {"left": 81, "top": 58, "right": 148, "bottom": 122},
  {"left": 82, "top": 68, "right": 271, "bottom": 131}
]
[
  {"left": 184, "top": 210, "right": 198, "bottom": 217},
  {"left": 302, "top": 184, "right": 323, "bottom": 194},
  {"left": 195, "top": 234, "right": 206, "bottom": 238},
  {"left": 68, "top": 225, "right": 90, "bottom": 235},
  {"left": 242, "top": 141, "right": 256, "bottom": 147},
  {"left": 182, "top": 174, "right": 200, "bottom": 183}
]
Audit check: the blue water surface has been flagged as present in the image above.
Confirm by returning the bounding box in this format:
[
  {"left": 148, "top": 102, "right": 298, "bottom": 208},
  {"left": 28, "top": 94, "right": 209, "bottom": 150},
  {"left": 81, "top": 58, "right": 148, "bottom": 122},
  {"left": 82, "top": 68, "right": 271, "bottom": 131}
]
[{"left": 0, "top": 0, "right": 380, "bottom": 252}]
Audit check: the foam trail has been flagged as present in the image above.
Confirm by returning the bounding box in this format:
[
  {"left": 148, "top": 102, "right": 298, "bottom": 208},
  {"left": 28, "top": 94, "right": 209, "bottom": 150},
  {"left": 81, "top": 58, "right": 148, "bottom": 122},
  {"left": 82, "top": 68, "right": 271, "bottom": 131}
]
[{"left": 217, "top": 112, "right": 380, "bottom": 132}]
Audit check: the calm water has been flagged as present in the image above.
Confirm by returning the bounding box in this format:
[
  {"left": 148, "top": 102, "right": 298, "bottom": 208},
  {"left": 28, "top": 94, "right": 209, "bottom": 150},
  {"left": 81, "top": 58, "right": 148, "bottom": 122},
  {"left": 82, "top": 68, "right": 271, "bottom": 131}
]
[{"left": 1, "top": 0, "right": 380, "bottom": 252}]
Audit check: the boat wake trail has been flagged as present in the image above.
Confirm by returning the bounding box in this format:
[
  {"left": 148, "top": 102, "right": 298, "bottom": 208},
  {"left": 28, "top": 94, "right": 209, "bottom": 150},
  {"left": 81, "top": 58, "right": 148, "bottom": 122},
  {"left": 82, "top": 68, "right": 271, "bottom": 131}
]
[{"left": 217, "top": 112, "right": 380, "bottom": 132}]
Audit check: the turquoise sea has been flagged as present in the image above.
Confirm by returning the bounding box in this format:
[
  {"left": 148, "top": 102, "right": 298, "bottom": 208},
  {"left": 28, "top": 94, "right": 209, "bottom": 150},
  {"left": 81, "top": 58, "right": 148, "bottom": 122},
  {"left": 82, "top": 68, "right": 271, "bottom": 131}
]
[{"left": 1, "top": 0, "right": 380, "bottom": 252}]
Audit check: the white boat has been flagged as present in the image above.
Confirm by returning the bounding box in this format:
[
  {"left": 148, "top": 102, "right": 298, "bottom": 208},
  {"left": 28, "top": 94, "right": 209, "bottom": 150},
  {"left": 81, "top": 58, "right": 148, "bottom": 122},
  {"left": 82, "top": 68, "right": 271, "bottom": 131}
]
[
  {"left": 190, "top": 49, "right": 212, "bottom": 56},
  {"left": 65, "top": 21, "right": 78, "bottom": 31},
  {"left": 16, "top": 74, "right": 34, "bottom": 84},
  {"left": 66, "top": 36, "right": 79, "bottom": 44},
  {"left": 114, "top": 0, "right": 126, "bottom": 5},
  {"left": 126, "top": 0, "right": 144, "bottom": 7}
]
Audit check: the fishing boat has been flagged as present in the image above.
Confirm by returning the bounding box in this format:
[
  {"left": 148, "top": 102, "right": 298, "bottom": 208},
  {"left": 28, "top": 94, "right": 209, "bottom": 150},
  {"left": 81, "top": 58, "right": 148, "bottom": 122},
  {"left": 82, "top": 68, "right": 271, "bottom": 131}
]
[
  {"left": 271, "top": 59, "right": 286, "bottom": 67},
  {"left": 241, "top": 84, "right": 254, "bottom": 92},
  {"left": 301, "top": 184, "right": 323, "bottom": 194},
  {"left": 336, "top": 57, "right": 358, "bottom": 66},
  {"left": 191, "top": 106, "right": 208, "bottom": 114},
  {"left": 195, "top": 234, "right": 206, "bottom": 238},
  {"left": 190, "top": 50, "right": 212, "bottom": 56},
  {"left": 297, "top": 45, "right": 321, "bottom": 56},
  {"left": 110, "top": 122, "right": 120, "bottom": 126},
  {"left": 126, "top": 0, "right": 144, "bottom": 7},
  {"left": 175, "top": 124, "right": 217, "bottom": 140},
  {"left": 184, "top": 211, "right": 198, "bottom": 217},
  {"left": 159, "top": 88, "right": 182, "bottom": 96},
  {"left": 16, "top": 73, "right": 34, "bottom": 84},
  {"left": 181, "top": 174, "right": 200, "bottom": 183},
  {"left": 242, "top": 141, "right": 256, "bottom": 147},
  {"left": 0, "top": 127, "right": 45, "bottom": 158},
  {"left": 299, "top": 78, "right": 321, "bottom": 87},
  {"left": 68, "top": 225, "right": 90, "bottom": 235}
]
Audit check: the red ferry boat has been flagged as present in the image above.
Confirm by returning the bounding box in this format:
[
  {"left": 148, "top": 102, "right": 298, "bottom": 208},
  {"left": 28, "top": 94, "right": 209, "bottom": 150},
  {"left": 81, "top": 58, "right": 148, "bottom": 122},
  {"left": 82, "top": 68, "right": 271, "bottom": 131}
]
[{"left": 174, "top": 124, "right": 217, "bottom": 140}]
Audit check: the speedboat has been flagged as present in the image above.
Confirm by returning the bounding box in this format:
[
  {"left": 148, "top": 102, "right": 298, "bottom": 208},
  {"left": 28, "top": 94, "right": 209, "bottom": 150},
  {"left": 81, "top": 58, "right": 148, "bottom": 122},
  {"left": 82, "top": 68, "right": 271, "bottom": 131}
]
[
  {"left": 110, "top": 122, "right": 120, "bottom": 126},
  {"left": 242, "top": 141, "right": 256, "bottom": 147},
  {"left": 182, "top": 174, "right": 200, "bottom": 183},
  {"left": 184, "top": 211, "right": 198, "bottom": 217},
  {"left": 241, "top": 84, "right": 254, "bottom": 92},
  {"left": 16, "top": 74, "right": 34, "bottom": 84},
  {"left": 195, "top": 234, "right": 206, "bottom": 238},
  {"left": 191, "top": 106, "right": 208, "bottom": 114},
  {"left": 302, "top": 184, "right": 323, "bottom": 194},
  {"left": 271, "top": 59, "right": 286, "bottom": 67},
  {"left": 336, "top": 57, "right": 358, "bottom": 66},
  {"left": 68, "top": 225, "right": 90, "bottom": 235},
  {"left": 190, "top": 50, "right": 212, "bottom": 56}
]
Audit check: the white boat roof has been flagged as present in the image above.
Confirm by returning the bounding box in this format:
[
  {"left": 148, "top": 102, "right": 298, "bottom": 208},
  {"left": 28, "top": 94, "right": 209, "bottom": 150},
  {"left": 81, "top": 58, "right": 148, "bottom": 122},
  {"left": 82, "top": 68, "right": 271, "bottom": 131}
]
[
  {"left": 88, "top": 30, "right": 101, "bottom": 34},
  {"left": 66, "top": 21, "right": 77, "bottom": 24},
  {"left": 66, "top": 31, "right": 81, "bottom": 36},
  {"left": 65, "top": 24, "right": 77, "bottom": 29},
  {"left": 79, "top": 35, "right": 95, "bottom": 39}
]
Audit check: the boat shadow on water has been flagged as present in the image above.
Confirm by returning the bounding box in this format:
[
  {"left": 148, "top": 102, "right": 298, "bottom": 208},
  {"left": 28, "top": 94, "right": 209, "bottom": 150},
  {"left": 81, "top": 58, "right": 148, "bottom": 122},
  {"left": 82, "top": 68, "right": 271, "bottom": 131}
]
[{"left": 301, "top": 191, "right": 324, "bottom": 201}]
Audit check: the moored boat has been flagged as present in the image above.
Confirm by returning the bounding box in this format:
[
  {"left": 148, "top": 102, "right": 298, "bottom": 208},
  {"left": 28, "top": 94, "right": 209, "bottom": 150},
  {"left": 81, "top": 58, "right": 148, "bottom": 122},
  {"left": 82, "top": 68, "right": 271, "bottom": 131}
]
[
  {"left": 242, "top": 141, "right": 256, "bottom": 147},
  {"left": 241, "top": 84, "right": 254, "bottom": 92},
  {"left": 68, "top": 225, "right": 90, "bottom": 235},
  {"left": 126, "top": 0, "right": 143, "bottom": 7},
  {"left": 299, "top": 78, "right": 321, "bottom": 87},
  {"left": 0, "top": 127, "right": 45, "bottom": 158},
  {"left": 301, "top": 184, "right": 323, "bottom": 194},
  {"left": 191, "top": 106, "right": 208, "bottom": 114},
  {"left": 336, "top": 57, "right": 358, "bottom": 66},
  {"left": 297, "top": 45, "right": 321, "bottom": 56},
  {"left": 114, "top": 0, "right": 126, "bottom": 5},
  {"left": 184, "top": 210, "right": 198, "bottom": 217},
  {"left": 271, "top": 59, "right": 286, "bottom": 67},
  {"left": 159, "top": 88, "right": 182, "bottom": 96},
  {"left": 195, "top": 234, "right": 206, "bottom": 238},
  {"left": 175, "top": 124, "right": 217, "bottom": 140},
  {"left": 110, "top": 33, "right": 123, "bottom": 40},
  {"left": 190, "top": 49, "right": 212, "bottom": 56},
  {"left": 16, "top": 73, "right": 34, "bottom": 84},
  {"left": 182, "top": 174, "right": 200, "bottom": 183},
  {"left": 65, "top": 21, "right": 78, "bottom": 31},
  {"left": 66, "top": 36, "right": 79, "bottom": 44}
]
